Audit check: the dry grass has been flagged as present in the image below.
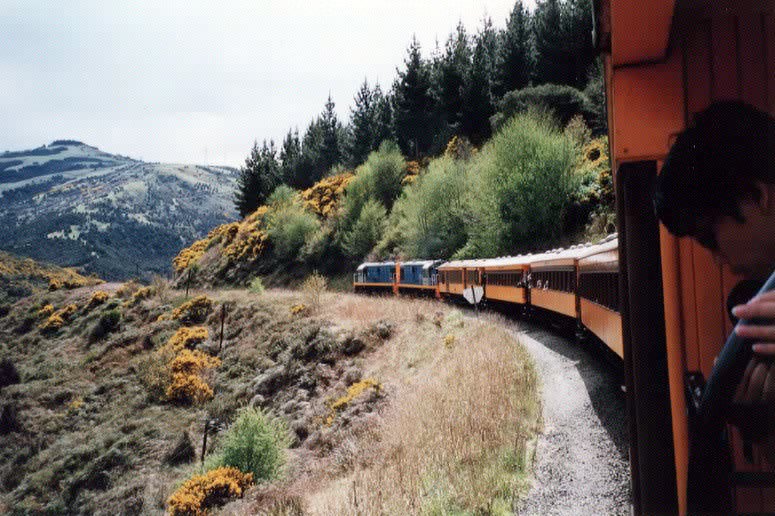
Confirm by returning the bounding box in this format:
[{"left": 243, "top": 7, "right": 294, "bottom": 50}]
[{"left": 302, "top": 295, "right": 541, "bottom": 514}]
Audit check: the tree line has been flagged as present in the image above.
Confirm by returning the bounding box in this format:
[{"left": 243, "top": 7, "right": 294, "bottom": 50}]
[{"left": 235, "top": 0, "right": 602, "bottom": 218}]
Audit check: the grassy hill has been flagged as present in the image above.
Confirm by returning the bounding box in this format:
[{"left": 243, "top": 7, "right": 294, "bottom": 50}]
[
  {"left": 0, "top": 280, "right": 539, "bottom": 514},
  {"left": 0, "top": 251, "right": 102, "bottom": 306}
]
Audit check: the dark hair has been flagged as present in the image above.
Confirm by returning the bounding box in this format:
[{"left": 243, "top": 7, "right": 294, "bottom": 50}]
[{"left": 654, "top": 101, "right": 775, "bottom": 250}]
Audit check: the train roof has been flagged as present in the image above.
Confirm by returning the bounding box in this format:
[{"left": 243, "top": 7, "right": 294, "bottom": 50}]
[
  {"left": 437, "top": 234, "right": 618, "bottom": 270},
  {"left": 356, "top": 261, "right": 396, "bottom": 271},
  {"left": 400, "top": 260, "right": 443, "bottom": 268}
]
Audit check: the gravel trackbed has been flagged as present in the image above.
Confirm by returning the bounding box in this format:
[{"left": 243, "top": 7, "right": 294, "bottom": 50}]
[{"left": 512, "top": 322, "right": 631, "bottom": 515}]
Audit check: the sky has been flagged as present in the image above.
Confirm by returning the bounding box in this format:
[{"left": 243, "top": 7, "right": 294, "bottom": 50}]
[{"left": 0, "top": 0, "right": 535, "bottom": 167}]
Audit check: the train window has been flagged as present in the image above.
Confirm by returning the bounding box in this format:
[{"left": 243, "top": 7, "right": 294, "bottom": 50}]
[
  {"left": 531, "top": 269, "right": 575, "bottom": 293},
  {"left": 578, "top": 271, "right": 620, "bottom": 312}
]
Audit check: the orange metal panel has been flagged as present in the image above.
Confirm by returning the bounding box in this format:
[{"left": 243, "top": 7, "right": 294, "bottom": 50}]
[
  {"left": 484, "top": 285, "right": 526, "bottom": 304},
  {"left": 531, "top": 289, "right": 577, "bottom": 319},
  {"left": 610, "top": 0, "right": 676, "bottom": 66},
  {"left": 580, "top": 299, "right": 624, "bottom": 358},
  {"left": 610, "top": 52, "right": 685, "bottom": 162},
  {"left": 660, "top": 228, "right": 690, "bottom": 515}
]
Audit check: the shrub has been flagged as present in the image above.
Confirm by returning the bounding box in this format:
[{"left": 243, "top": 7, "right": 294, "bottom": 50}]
[
  {"left": 301, "top": 271, "right": 327, "bottom": 310},
  {"left": 167, "top": 326, "right": 209, "bottom": 352},
  {"left": 216, "top": 407, "right": 291, "bottom": 483},
  {"left": 152, "top": 274, "right": 170, "bottom": 303},
  {"left": 116, "top": 280, "right": 140, "bottom": 298},
  {"left": 342, "top": 199, "right": 387, "bottom": 260},
  {"left": 339, "top": 142, "right": 406, "bottom": 235},
  {"left": 37, "top": 304, "right": 55, "bottom": 318},
  {"left": 124, "top": 286, "right": 154, "bottom": 307},
  {"left": 325, "top": 378, "right": 382, "bottom": 425},
  {"left": 266, "top": 201, "right": 321, "bottom": 261},
  {"left": 387, "top": 155, "right": 468, "bottom": 259},
  {"left": 248, "top": 277, "right": 265, "bottom": 295},
  {"left": 85, "top": 291, "right": 109, "bottom": 310},
  {"left": 38, "top": 304, "right": 78, "bottom": 333},
  {"left": 48, "top": 279, "right": 61, "bottom": 291},
  {"left": 39, "top": 314, "right": 65, "bottom": 333},
  {"left": 89, "top": 310, "right": 121, "bottom": 341},
  {"left": 167, "top": 467, "right": 253, "bottom": 516},
  {"left": 290, "top": 304, "right": 307, "bottom": 316},
  {"left": 492, "top": 83, "right": 592, "bottom": 131},
  {"left": 460, "top": 111, "right": 576, "bottom": 257},
  {"left": 0, "top": 358, "right": 20, "bottom": 388},
  {"left": 165, "top": 350, "right": 221, "bottom": 404},
  {"left": 171, "top": 295, "right": 213, "bottom": 324}
]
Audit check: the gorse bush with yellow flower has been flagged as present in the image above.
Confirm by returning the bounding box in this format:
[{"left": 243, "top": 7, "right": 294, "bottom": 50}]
[
  {"left": 166, "top": 349, "right": 221, "bottom": 404},
  {"left": 300, "top": 172, "right": 354, "bottom": 218},
  {"left": 167, "top": 467, "right": 253, "bottom": 516},
  {"left": 143, "top": 325, "right": 219, "bottom": 405},
  {"left": 39, "top": 304, "right": 78, "bottom": 334},
  {"left": 325, "top": 378, "right": 381, "bottom": 426},
  {"left": 85, "top": 290, "right": 110, "bottom": 310}
]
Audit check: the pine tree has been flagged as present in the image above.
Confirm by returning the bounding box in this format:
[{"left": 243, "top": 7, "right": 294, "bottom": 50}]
[
  {"left": 533, "top": 0, "right": 567, "bottom": 86},
  {"left": 320, "top": 94, "right": 343, "bottom": 172},
  {"left": 297, "top": 119, "right": 324, "bottom": 189},
  {"left": 347, "top": 79, "right": 376, "bottom": 167},
  {"left": 462, "top": 31, "right": 495, "bottom": 145},
  {"left": 392, "top": 36, "right": 435, "bottom": 158},
  {"left": 372, "top": 84, "right": 394, "bottom": 148},
  {"left": 496, "top": 1, "right": 533, "bottom": 96},
  {"left": 234, "top": 141, "right": 262, "bottom": 217},
  {"left": 565, "top": 0, "right": 596, "bottom": 90},
  {"left": 436, "top": 22, "right": 472, "bottom": 135},
  {"left": 234, "top": 140, "right": 281, "bottom": 217},
  {"left": 279, "top": 128, "right": 302, "bottom": 187},
  {"left": 533, "top": 0, "right": 595, "bottom": 89}
]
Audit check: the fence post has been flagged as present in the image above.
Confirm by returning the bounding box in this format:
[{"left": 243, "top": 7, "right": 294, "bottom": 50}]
[{"left": 219, "top": 303, "right": 227, "bottom": 353}]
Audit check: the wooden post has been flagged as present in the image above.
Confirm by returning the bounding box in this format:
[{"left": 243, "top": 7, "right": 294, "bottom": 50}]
[
  {"left": 201, "top": 419, "right": 210, "bottom": 470},
  {"left": 219, "top": 304, "right": 227, "bottom": 353},
  {"left": 185, "top": 269, "right": 192, "bottom": 299}
]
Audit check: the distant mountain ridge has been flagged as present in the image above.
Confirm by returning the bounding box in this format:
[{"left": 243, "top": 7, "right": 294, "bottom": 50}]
[{"left": 0, "top": 141, "right": 239, "bottom": 280}]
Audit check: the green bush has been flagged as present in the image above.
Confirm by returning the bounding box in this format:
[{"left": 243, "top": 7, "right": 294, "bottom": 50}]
[
  {"left": 267, "top": 184, "right": 297, "bottom": 206},
  {"left": 342, "top": 199, "right": 386, "bottom": 260},
  {"left": 248, "top": 277, "right": 265, "bottom": 295},
  {"left": 339, "top": 141, "right": 406, "bottom": 233},
  {"left": 215, "top": 407, "right": 291, "bottom": 483},
  {"left": 266, "top": 201, "right": 321, "bottom": 261},
  {"left": 89, "top": 310, "right": 121, "bottom": 341},
  {"left": 460, "top": 111, "right": 576, "bottom": 257},
  {"left": 389, "top": 155, "right": 469, "bottom": 259},
  {"left": 492, "top": 83, "right": 591, "bottom": 131}
]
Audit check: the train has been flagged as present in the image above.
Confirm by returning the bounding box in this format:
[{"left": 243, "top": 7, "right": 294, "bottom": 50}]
[
  {"left": 357, "top": 1, "right": 775, "bottom": 513},
  {"left": 353, "top": 234, "right": 622, "bottom": 360},
  {"left": 597, "top": 0, "right": 774, "bottom": 514}
]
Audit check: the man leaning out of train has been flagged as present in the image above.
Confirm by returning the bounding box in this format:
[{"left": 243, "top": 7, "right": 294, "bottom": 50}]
[{"left": 655, "top": 100, "right": 775, "bottom": 463}]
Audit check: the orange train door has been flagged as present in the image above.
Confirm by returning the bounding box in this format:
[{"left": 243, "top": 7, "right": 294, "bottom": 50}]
[{"left": 596, "top": 0, "right": 775, "bottom": 514}]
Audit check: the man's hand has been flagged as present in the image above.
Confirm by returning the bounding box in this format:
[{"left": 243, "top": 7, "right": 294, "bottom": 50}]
[{"left": 733, "top": 290, "right": 775, "bottom": 355}]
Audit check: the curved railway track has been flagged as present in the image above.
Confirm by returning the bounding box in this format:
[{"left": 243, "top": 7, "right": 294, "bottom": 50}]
[{"left": 510, "top": 321, "right": 630, "bottom": 515}]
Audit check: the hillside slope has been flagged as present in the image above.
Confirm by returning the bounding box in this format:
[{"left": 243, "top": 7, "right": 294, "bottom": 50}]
[
  {"left": 0, "top": 250, "right": 101, "bottom": 305},
  {"left": 0, "top": 285, "right": 539, "bottom": 514},
  {"left": 0, "top": 141, "right": 238, "bottom": 280}
]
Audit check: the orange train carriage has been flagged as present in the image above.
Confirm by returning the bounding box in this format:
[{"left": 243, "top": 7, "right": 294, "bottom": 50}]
[
  {"left": 368, "top": 233, "right": 624, "bottom": 359},
  {"left": 595, "top": 0, "right": 774, "bottom": 513}
]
